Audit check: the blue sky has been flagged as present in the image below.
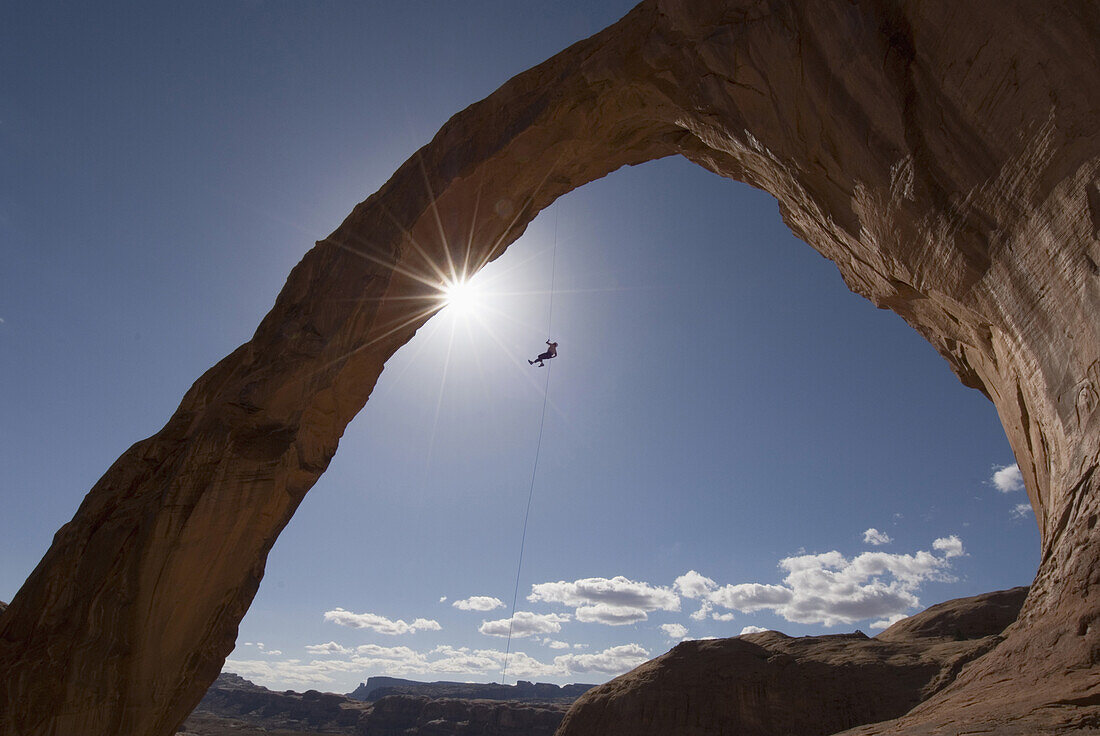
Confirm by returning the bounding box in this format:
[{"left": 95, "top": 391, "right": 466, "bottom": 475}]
[{"left": 2, "top": 2, "right": 1038, "bottom": 691}]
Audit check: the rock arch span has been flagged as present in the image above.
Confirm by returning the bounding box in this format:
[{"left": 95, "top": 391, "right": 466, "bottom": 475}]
[{"left": 2, "top": 1, "right": 1098, "bottom": 733}]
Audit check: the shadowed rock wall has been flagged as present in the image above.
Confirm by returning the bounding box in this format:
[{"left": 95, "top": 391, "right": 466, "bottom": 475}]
[{"left": 1, "top": 1, "right": 1098, "bottom": 734}]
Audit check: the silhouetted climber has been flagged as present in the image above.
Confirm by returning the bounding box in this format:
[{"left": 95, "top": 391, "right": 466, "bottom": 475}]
[{"left": 529, "top": 339, "right": 558, "bottom": 367}]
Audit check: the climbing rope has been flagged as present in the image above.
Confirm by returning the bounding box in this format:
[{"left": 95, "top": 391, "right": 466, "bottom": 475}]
[{"left": 501, "top": 214, "right": 558, "bottom": 683}]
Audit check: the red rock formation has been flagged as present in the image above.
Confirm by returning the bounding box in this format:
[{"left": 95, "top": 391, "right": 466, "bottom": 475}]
[
  {"left": 554, "top": 588, "right": 1029, "bottom": 736},
  {"left": 1, "top": 1, "right": 1098, "bottom": 734}
]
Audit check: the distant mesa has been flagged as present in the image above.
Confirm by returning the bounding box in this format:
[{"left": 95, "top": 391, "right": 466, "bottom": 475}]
[
  {"left": 348, "top": 676, "right": 595, "bottom": 703},
  {"left": 184, "top": 672, "right": 367, "bottom": 734},
  {"left": 181, "top": 673, "right": 588, "bottom": 735}
]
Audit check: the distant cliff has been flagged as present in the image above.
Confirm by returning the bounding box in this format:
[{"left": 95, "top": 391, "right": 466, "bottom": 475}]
[
  {"left": 180, "top": 673, "right": 586, "bottom": 736},
  {"left": 348, "top": 677, "right": 593, "bottom": 703},
  {"left": 183, "top": 673, "right": 366, "bottom": 733}
]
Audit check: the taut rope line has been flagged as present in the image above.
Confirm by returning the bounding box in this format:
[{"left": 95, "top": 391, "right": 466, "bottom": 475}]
[{"left": 501, "top": 214, "right": 558, "bottom": 683}]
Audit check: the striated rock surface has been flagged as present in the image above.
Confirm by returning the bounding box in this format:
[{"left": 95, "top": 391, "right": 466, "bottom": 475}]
[
  {"left": 356, "top": 695, "right": 569, "bottom": 736},
  {"left": 1, "top": 1, "right": 1098, "bottom": 734},
  {"left": 555, "top": 588, "right": 1028, "bottom": 736}
]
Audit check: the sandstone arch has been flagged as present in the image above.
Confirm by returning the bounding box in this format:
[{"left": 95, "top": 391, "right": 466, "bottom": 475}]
[{"left": 2, "top": 1, "right": 1098, "bottom": 734}]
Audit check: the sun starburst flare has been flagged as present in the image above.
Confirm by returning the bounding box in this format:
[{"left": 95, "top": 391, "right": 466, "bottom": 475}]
[
  {"left": 306, "top": 159, "right": 585, "bottom": 410},
  {"left": 441, "top": 276, "right": 484, "bottom": 316}
]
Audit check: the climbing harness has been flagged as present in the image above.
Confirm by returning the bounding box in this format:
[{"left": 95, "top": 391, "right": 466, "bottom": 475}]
[{"left": 501, "top": 215, "right": 558, "bottom": 683}]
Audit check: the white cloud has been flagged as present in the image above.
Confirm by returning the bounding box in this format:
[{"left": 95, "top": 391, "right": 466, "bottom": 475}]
[
  {"left": 230, "top": 641, "right": 650, "bottom": 689},
  {"left": 739, "top": 625, "right": 768, "bottom": 635},
  {"left": 305, "top": 641, "right": 350, "bottom": 656},
  {"left": 224, "top": 658, "right": 362, "bottom": 687},
  {"left": 711, "top": 612, "right": 735, "bottom": 622},
  {"left": 869, "top": 613, "right": 908, "bottom": 629},
  {"left": 439, "top": 596, "right": 447, "bottom": 603},
  {"left": 323, "top": 608, "right": 442, "bottom": 635},
  {"left": 529, "top": 576, "right": 679, "bottom": 614},
  {"left": 1011, "top": 503, "right": 1033, "bottom": 519},
  {"left": 932, "top": 535, "right": 965, "bottom": 558},
  {"left": 356, "top": 644, "right": 495, "bottom": 678},
  {"left": 992, "top": 464, "right": 1024, "bottom": 492},
  {"left": 491, "top": 651, "right": 563, "bottom": 678},
  {"left": 435, "top": 646, "right": 577, "bottom": 679},
  {"left": 683, "top": 537, "right": 963, "bottom": 627},
  {"left": 542, "top": 638, "right": 570, "bottom": 649},
  {"left": 453, "top": 596, "right": 505, "bottom": 611},
  {"left": 674, "top": 570, "right": 717, "bottom": 599},
  {"left": 479, "top": 611, "right": 570, "bottom": 638},
  {"left": 230, "top": 657, "right": 346, "bottom": 686},
  {"left": 863, "top": 528, "right": 892, "bottom": 546},
  {"left": 660, "top": 623, "right": 689, "bottom": 640},
  {"left": 689, "top": 602, "right": 713, "bottom": 621},
  {"left": 574, "top": 604, "right": 649, "bottom": 626},
  {"left": 680, "top": 577, "right": 783, "bottom": 620},
  {"left": 427, "top": 646, "right": 547, "bottom": 677},
  {"left": 239, "top": 642, "right": 282, "bottom": 656},
  {"left": 554, "top": 644, "right": 650, "bottom": 674},
  {"left": 708, "top": 583, "right": 793, "bottom": 612}
]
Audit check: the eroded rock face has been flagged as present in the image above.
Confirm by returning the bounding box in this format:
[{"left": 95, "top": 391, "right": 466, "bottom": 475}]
[
  {"left": 554, "top": 588, "right": 1029, "bottom": 736},
  {"left": 1, "top": 1, "right": 1098, "bottom": 734}
]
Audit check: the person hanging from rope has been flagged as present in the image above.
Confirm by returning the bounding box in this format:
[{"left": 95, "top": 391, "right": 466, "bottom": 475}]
[{"left": 528, "top": 339, "right": 558, "bottom": 367}]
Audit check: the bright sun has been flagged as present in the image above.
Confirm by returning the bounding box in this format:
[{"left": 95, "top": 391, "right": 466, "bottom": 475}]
[{"left": 441, "top": 278, "right": 483, "bottom": 316}]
